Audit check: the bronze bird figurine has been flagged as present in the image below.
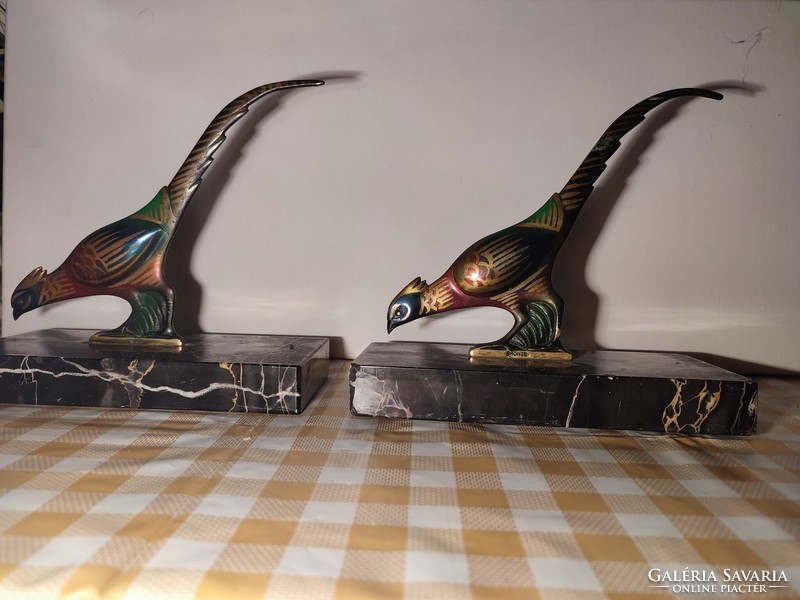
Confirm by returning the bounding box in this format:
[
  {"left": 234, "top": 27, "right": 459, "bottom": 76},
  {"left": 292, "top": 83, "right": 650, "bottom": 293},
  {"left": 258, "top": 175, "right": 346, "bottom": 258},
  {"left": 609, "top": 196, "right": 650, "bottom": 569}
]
[
  {"left": 12, "top": 79, "right": 324, "bottom": 348},
  {"left": 387, "top": 88, "right": 723, "bottom": 360}
]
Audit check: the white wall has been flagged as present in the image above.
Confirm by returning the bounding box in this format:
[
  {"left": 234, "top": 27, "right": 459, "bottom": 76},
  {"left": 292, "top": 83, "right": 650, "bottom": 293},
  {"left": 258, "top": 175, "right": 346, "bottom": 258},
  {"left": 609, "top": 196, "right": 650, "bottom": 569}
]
[{"left": 3, "top": 0, "right": 799, "bottom": 372}]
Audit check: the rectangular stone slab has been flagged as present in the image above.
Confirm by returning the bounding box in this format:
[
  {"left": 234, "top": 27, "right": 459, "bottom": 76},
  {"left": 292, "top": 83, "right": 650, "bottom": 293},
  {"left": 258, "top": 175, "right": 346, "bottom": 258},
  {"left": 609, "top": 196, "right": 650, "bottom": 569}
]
[
  {"left": 0, "top": 329, "right": 329, "bottom": 414},
  {"left": 349, "top": 342, "right": 757, "bottom": 435}
]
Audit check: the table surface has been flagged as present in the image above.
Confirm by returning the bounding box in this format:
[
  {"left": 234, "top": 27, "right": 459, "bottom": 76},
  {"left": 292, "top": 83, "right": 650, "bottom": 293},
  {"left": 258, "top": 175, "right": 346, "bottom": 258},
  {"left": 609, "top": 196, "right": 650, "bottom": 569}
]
[{"left": 0, "top": 361, "right": 798, "bottom": 599}]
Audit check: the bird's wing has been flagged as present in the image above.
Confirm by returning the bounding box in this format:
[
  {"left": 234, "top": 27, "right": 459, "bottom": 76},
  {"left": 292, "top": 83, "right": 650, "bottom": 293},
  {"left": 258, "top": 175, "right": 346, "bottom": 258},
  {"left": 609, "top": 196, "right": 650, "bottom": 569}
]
[
  {"left": 490, "top": 265, "right": 551, "bottom": 311},
  {"left": 67, "top": 219, "right": 167, "bottom": 288},
  {"left": 452, "top": 228, "right": 553, "bottom": 296}
]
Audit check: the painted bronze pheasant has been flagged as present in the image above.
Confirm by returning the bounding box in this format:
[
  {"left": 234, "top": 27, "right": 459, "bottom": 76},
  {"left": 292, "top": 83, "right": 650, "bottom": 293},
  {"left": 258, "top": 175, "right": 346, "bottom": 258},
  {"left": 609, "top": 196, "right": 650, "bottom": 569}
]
[
  {"left": 11, "top": 79, "right": 324, "bottom": 348},
  {"left": 387, "top": 88, "right": 722, "bottom": 360}
]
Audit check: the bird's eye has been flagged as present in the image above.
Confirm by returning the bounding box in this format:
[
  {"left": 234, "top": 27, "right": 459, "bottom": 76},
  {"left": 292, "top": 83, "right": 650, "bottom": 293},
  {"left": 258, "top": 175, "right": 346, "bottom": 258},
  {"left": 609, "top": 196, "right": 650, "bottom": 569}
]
[
  {"left": 16, "top": 294, "right": 31, "bottom": 310},
  {"left": 391, "top": 304, "right": 408, "bottom": 321}
]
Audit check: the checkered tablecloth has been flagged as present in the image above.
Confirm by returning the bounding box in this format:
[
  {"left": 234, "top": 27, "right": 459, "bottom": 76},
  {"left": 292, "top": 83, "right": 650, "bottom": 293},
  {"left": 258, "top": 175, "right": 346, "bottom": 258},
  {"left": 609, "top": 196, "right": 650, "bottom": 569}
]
[{"left": 0, "top": 361, "right": 798, "bottom": 599}]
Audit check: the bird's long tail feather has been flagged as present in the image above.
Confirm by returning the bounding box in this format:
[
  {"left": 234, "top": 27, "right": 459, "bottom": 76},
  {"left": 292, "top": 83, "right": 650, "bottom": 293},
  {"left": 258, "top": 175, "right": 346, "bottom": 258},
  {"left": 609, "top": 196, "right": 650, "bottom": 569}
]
[
  {"left": 557, "top": 88, "right": 722, "bottom": 217},
  {"left": 167, "top": 79, "right": 324, "bottom": 218}
]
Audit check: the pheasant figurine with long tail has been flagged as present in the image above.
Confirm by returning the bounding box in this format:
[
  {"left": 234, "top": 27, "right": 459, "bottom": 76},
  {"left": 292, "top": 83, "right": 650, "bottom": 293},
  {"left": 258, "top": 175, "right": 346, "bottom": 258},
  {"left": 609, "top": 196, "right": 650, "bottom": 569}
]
[
  {"left": 387, "top": 88, "right": 722, "bottom": 360},
  {"left": 12, "top": 79, "right": 324, "bottom": 348}
]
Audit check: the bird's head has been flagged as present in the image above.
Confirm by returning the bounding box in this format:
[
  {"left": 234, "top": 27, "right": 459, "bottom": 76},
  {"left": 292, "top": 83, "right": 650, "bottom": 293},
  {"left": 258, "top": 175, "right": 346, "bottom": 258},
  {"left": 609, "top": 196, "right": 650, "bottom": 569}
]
[
  {"left": 12, "top": 266, "right": 48, "bottom": 320},
  {"left": 387, "top": 276, "right": 428, "bottom": 333}
]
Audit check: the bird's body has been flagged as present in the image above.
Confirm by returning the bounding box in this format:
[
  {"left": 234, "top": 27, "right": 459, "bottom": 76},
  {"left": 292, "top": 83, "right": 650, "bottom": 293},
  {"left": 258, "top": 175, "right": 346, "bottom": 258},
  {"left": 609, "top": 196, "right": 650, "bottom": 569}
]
[
  {"left": 12, "top": 80, "right": 324, "bottom": 347},
  {"left": 387, "top": 88, "right": 723, "bottom": 360},
  {"left": 24, "top": 188, "right": 178, "bottom": 344}
]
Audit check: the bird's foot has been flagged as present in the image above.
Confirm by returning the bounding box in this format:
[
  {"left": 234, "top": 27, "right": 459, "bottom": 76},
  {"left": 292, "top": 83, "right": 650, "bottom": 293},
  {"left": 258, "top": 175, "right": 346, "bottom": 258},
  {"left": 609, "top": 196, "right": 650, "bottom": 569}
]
[
  {"left": 508, "top": 300, "right": 561, "bottom": 350},
  {"left": 90, "top": 329, "right": 182, "bottom": 350},
  {"left": 470, "top": 299, "right": 573, "bottom": 361}
]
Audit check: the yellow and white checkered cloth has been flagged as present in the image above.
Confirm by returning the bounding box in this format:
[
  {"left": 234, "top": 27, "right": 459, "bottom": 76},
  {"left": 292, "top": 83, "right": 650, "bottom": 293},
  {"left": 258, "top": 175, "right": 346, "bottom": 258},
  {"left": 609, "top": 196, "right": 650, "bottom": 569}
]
[{"left": 0, "top": 362, "right": 798, "bottom": 599}]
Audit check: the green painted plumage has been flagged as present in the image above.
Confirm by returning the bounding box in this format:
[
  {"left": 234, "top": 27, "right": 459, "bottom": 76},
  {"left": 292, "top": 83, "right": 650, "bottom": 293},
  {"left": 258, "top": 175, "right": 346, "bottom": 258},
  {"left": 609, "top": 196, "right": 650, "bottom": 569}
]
[{"left": 509, "top": 300, "right": 559, "bottom": 349}]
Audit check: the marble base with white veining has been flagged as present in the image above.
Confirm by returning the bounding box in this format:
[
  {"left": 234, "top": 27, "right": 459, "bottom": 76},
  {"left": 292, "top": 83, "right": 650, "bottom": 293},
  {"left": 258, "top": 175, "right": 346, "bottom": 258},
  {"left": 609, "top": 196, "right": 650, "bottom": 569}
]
[
  {"left": 0, "top": 329, "right": 329, "bottom": 414},
  {"left": 349, "top": 342, "right": 757, "bottom": 436}
]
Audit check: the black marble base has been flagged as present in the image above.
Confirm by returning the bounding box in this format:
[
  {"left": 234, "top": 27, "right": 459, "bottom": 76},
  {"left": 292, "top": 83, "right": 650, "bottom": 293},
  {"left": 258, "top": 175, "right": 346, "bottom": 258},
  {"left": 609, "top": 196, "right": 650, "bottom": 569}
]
[
  {"left": 349, "top": 342, "right": 757, "bottom": 435},
  {"left": 0, "top": 329, "right": 329, "bottom": 414}
]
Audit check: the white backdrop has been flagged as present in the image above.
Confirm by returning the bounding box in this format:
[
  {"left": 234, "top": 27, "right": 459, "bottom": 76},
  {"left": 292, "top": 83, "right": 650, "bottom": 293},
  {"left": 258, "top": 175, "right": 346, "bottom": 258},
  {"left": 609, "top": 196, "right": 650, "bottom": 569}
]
[{"left": 3, "top": 0, "right": 799, "bottom": 372}]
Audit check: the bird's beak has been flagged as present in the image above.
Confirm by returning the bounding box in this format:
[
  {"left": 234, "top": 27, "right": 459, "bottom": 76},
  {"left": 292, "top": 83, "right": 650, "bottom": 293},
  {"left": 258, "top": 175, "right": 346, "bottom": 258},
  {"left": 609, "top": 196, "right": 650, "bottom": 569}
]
[
  {"left": 387, "top": 321, "right": 395, "bottom": 334},
  {"left": 13, "top": 308, "right": 22, "bottom": 321}
]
